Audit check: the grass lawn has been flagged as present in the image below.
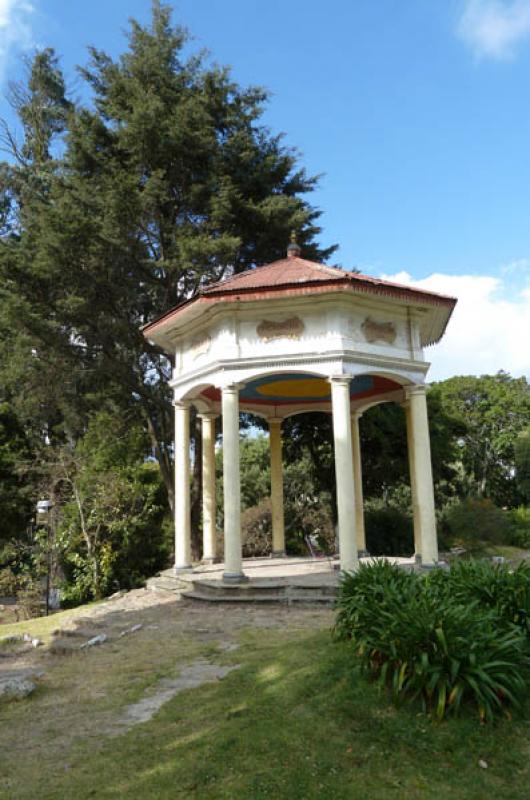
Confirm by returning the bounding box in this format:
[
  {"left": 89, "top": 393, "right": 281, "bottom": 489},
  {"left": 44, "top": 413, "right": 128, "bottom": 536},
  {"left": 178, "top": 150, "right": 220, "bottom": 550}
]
[{"left": 1, "top": 599, "right": 529, "bottom": 799}]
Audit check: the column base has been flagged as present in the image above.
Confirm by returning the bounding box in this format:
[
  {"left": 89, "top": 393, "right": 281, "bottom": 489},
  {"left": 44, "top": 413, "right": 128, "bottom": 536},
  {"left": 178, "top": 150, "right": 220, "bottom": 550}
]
[
  {"left": 357, "top": 549, "right": 370, "bottom": 559},
  {"left": 271, "top": 550, "right": 286, "bottom": 558},
  {"left": 414, "top": 553, "right": 422, "bottom": 566},
  {"left": 222, "top": 572, "right": 249, "bottom": 584},
  {"left": 201, "top": 557, "right": 221, "bottom": 565},
  {"left": 339, "top": 560, "right": 359, "bottom": 573},
  {"left": 174, "top": 564, "right": 193, "bottom": 575}
]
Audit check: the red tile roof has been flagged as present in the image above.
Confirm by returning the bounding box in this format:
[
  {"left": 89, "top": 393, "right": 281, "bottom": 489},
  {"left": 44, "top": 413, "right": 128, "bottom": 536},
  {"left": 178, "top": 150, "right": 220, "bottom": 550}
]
[
  {"left": 202, "top": 256, "right": 348, "bottom": 292},
  {"left": 142, "top": 255, "right": 457, "bottom": 341},
  {"left": 200, "top": 256, "right": 456, "bottom": 304}
]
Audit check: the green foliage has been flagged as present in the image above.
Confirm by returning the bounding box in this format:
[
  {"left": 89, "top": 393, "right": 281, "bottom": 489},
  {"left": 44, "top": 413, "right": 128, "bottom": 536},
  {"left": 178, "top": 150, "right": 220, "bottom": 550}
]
[
  {"left": 335, "top": 561, "right": 530, "bottom": 721},
  {"left": 57, "top": 411, "right": 171, "bottom": 603},
  {"left": 334, "top": 560, "right": 418, "bottom": 641},
  {"left": 282, "top": 413, "right": 335, "bottom": 515},
  {"left": 429, "top": 373, "right": 530, "bottom": 507},
  {"left": 0, "top": 537, "right": 47, "bottom": 617},
  {"left": 0, "top": 402, "right": 34, "bottom": 542},
  {"left": 508, "top": 506, "right": 530, "bottom": 548},
  {"left": 441, "top": 497, "right": 511, "bottom": 545},
  {"left": 241, "top": 498, "right": 272, "bottom": 557},
  {"left": 515, "top": 429, "right": 530, "bottom": 502},
  {"left": 429, "top": 559, "right": 530, "bottom": 634},
  {"left": 217, "top": 433, "right": 335, "bottom": 556},
  {"left": 11, "top": 48, "right": 72, "bottom": 166},
  {"left": 0, "top": 3, "right": 334, "bottom": 519},
  {"left": 283, "top": 457, "right": 335, "bottom": 554},
  {"left": 364, "top": 504, "right": 414, "bottom": 556},
  {"left": 359, "top": 395, "right": 464, "bottom": 505},
  {"left": 0, "top": 539, "right": 35, "bottom": 594},
  {"left": 238, "top": 436, "right": 271, "bottom": 510}
]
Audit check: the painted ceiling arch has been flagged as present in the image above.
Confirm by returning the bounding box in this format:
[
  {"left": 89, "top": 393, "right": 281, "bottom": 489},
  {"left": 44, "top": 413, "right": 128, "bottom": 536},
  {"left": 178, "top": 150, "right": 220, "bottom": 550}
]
[{"left": 200, "top": 372, "right": 401, "bottom": 407}]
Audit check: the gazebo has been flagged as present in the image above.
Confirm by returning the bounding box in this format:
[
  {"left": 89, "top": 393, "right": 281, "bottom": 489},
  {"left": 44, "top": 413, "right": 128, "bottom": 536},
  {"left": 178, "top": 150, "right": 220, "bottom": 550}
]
[{"left": 143, "top": 240, "right": 456, "bottom": 583}]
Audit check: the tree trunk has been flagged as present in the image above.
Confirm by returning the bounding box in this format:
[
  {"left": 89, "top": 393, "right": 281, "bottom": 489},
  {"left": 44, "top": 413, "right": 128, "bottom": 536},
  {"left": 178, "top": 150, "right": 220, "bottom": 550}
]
[{"left": 145, "top": 407, "right": 175, "bottom": 514}]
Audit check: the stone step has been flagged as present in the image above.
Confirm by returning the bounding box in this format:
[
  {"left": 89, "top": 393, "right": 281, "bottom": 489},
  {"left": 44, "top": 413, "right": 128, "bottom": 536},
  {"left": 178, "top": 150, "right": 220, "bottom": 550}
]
[
  {"left": 145, "top": 576, "right": 186, "bottom": 593},
  {"left": 290, "top": 583, "right": 337, "bottom": 597},
  {"left": 181, "top": 591, "right": 283, "bottom": 605},
  {"left": 190, "top": 579, "right": 288, "bottom": 597},
  {"left": 286, "top": 592, "right": 336, "bottom": 606},
  {"left": 181, "top": 586, "right": 337, "bottom": 606}
]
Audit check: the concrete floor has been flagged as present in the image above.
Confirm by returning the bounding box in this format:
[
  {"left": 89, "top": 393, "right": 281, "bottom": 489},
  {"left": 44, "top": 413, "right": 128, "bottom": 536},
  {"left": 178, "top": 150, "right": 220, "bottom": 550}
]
[{"left": 172, "top": 554, "right": 417, "bottom": 589}]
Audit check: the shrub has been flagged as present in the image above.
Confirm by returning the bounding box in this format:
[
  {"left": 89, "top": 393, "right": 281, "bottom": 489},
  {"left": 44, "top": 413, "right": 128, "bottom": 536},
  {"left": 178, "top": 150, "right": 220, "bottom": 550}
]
[
  {"left": 364, "top": 507, "right": 414, "bottom": 556},
  {"left": 430, "top": 559, "right": 530, "bottom": 635},
  {"left": 508, "top": 506, "right": 530, "bottom": 548},
  {"left": 334, "top": 559, "right": 419, "bottom": 641},
  {"left": 58, "top": 460, "right": 171, "bottom": 604},
  {"left": 241, "top": 498, "right": 272, "bottom": 557},
  {"left": 335, "top": 561, "right": 530, "bottom": 721},
  {"left": 284, "top": 491, "right": 336, "bottom": 556},
  {"left": 515, "top": 429, "right": 530, "bottom": 502},
  {"left": 441, "top": 497, "right": 511, "bottom": 545}
]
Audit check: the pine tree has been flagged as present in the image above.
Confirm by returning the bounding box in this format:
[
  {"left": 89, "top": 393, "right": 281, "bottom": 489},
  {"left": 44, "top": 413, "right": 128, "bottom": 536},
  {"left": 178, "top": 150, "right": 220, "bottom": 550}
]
[{"left": 0, "top": 3, "right": 335, "bottom": 533}]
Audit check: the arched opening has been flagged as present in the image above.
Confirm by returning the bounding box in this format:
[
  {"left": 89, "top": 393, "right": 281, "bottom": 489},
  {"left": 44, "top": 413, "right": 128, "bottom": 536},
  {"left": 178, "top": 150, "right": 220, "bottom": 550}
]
[
  {"left": 359, "top": 401, "right": 415, "bottom": 558},
  {"left": 173, "top": 368, "right": 436, "bottom": 581}
]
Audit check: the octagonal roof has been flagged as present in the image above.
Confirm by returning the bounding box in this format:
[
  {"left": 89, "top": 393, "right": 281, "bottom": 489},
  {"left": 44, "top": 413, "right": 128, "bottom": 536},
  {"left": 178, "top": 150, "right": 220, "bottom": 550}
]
[{"left": 143, "top": 252, "right": 457, "bottom": 351}]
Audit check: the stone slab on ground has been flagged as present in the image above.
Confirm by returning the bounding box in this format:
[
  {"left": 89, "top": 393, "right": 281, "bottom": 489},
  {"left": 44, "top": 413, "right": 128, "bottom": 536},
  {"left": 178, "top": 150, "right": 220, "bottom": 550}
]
[
  {"left": 114, "top": 660, "right": 241, "bottom": 733},
  {"left": 0, "top": 676, "right": 36, "bottom": 702}
]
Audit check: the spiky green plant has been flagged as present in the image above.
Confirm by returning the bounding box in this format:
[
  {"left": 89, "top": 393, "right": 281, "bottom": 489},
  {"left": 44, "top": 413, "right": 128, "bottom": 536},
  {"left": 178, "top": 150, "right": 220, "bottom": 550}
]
[
  {"left": 436, "top": 559, "right": 530, "bottom": 634},
  {"left": 334, "top": 561, "right": 530, "bottom": 720}
]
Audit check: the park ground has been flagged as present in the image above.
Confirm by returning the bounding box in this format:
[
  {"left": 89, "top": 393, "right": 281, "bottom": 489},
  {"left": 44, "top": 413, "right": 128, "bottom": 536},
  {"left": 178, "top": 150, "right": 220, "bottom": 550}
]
[{"left": 1, "top": 587, "right": 530, "bottom": 800}]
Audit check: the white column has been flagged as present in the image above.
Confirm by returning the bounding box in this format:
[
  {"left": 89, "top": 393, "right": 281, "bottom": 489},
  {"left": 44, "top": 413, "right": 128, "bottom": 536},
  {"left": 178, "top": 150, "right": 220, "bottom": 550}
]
[
  {"left": 200, "top": 413, "right": 218, "bottom": 563},
  {"left": 330, "top": 376, "right": 358, "bottom": 572},
  {"left": 221, "top": 385, "right": 247, "bottom": 582},
  {"left": 404, "top": 385, "right": 438, "bottom": 565},
  {"left": 351, "top": 411, "right": 367, "bottom": 557},
  {"left": 269, "top": 418, "right": 285, "bottom": 556},
  {"left": 174, "top": 401, "right": 192, "bottom": 571},
  {"left": 403, "top": 400, "right": 422, "bottom": 559}
]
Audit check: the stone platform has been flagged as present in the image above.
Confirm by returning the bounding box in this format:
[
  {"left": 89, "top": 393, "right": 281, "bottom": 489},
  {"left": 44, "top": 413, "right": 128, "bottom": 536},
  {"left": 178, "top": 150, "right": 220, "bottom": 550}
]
[{"left": 146, "top": 555, "right": 417, "bottom": 606}]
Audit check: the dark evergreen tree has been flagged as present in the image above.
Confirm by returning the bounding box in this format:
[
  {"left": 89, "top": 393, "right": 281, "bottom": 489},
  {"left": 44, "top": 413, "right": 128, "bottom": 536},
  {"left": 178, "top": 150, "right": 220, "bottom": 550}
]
[{"left": 0, "top": 3, "right": 335, "bottom": 532}]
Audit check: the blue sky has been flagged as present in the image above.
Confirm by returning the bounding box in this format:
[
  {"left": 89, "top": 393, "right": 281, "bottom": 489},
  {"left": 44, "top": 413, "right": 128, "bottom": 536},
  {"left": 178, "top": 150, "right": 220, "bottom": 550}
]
[{"left": 1, "top": 0, "right": 529, "bottom": 379}]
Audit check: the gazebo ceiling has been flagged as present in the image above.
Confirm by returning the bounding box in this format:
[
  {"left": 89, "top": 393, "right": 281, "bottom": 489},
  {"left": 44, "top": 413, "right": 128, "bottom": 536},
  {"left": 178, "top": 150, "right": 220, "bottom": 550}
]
[{"left": 200, "top": 373, "right": 401, "bottom": 408}]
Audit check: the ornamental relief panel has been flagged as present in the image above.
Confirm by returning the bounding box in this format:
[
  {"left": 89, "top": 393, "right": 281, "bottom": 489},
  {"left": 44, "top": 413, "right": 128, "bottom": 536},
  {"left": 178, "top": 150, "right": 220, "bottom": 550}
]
[
  {"left": 361, "top": 317, "right": 397, "bottom": 345},
  {"left": 256, "top": 316, "right": 305, "bottom": 342},
  {"left": 346, "top": 315, "right": 403, "bottom": 347},
  {"left": 188, "top": 333, "right": 211, "bottom": 360}
]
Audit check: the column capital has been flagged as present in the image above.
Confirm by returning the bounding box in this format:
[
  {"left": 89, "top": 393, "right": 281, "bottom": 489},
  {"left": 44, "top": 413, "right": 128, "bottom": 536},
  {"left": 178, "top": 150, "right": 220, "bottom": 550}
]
[
  {"left": 350, "top": 409, "right": 363, "bottom": 421},
  {"left": 219, "top": 382, "right": 245, "bottom": 395},
  {"left": 173, "top": 399, "right": 191, "bottom": 410},
  {"left": 198, "top": 411, "right": 218, "bottom": 421},
  {"left": 328, "top": 374, "right": 351, "bottom": 387},
  {"left": 403, "top": 384, "right": 427, "bottom": 401},
  {"left": 268, "top": 417, "right": 284, "bottom": 426}
]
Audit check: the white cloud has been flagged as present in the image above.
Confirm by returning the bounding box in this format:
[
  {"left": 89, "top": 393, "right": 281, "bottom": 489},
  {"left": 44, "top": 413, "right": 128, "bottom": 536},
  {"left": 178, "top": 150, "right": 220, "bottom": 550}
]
[
  {"left": 381, "top": 270, "right": 530, "bottom": 381},
  {"left": 500, "top": 257, "right": 530, "bottom": 275},
  {"left": 0, "top": 0, "right": 35, "bottom": 82},
  {"left": 457, "top": 0, "right": 530, "bottom": 59}
]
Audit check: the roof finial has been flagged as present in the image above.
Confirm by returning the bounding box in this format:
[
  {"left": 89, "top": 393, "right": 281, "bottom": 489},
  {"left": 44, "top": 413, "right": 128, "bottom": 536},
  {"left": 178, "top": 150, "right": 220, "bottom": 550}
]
[{"left": 286, "top": 230, "right": 301, "bottom": 258}]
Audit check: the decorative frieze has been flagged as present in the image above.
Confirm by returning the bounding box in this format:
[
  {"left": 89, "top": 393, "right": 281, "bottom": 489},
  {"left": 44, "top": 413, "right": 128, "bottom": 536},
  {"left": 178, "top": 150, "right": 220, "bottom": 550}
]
[{"left": 256, "top": 316, "right": 305, "bottom": 342}]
